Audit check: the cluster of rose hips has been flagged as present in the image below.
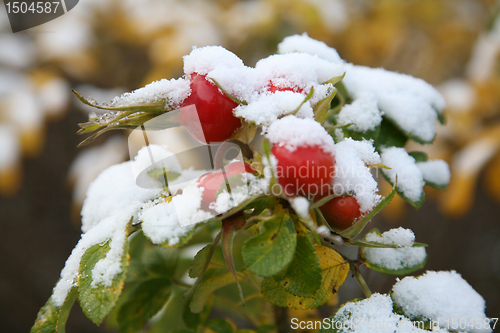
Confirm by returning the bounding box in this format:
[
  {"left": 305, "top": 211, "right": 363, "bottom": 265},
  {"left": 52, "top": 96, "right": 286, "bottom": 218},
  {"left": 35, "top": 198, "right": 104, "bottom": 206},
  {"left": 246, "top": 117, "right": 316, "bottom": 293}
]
[{"left": 182, "top": 73, "right": 363, "bottom": 231}]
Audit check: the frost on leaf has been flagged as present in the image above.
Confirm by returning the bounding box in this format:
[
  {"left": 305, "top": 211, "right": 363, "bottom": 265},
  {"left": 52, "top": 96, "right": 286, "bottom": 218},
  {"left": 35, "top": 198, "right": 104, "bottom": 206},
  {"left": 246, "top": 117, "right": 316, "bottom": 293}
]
[
  {"left": 342, "top": 64, "right": 446, "bottom": 144},
  {"left": 361, "top": 228, "right": 427, "bottom": 275}
]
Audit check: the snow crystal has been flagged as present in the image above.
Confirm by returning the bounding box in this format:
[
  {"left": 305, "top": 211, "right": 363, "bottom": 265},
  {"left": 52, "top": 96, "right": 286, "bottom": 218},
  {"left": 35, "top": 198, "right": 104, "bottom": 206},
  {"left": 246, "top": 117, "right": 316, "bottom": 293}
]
[
  {"left": 362, "top": 228, "right": 426, "bottom": 272},
  {"left": 266, "top": 116, "right": 336, "bottom": 156},
  {"left": 336, "top": 94, "right": 383, "bottom": 132},
  {"left": 0, "top": 125, "right": 20, "bottom": 170},
  {"left": 333, "top": 139, "right": 381, "bottom": 213},
  {"left": 366, "top": 227, "right": 415, "bottom": 247},
  {"left": 392, "top": 271, "right": 492, "bottom": 333},
  {"left": 278, "top": 33, "right": 343, "bottom": 64},
  {"left": 255, "top": 52, "right": 344, "bottom": 88},
  {"left": 343, "top": 64, "right": 446, "bottom": 143},
  {"left": 416, "top": 160, "right": 450, "bottom": 188},
  {"left": 380, "top": 147, "right": 424, "bottom": 202},
  {"left": 331, "top": 293, "right": 442, "bottom": 333},
  {"left": 110, "top": 77, "right": 191, "bottom": 109},
  {"left": 234, "top": 91, "right": 314, "bottom": 128}
]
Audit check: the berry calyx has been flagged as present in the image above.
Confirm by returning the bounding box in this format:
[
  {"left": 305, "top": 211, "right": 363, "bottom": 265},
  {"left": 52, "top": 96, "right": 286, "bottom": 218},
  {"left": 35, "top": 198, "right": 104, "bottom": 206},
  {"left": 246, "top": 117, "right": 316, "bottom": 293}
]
[
  {"left": 197, "top": 161, "right": 257, "bottom": 212},
  {"left": 181, "top": 74, "right": 242, "bottom": 144},
  {"left": 271, "top": 144, "right": 334, "bottom": 197},
  {"left": 317, "top": 195, "right": 362, "bottom": 231}
]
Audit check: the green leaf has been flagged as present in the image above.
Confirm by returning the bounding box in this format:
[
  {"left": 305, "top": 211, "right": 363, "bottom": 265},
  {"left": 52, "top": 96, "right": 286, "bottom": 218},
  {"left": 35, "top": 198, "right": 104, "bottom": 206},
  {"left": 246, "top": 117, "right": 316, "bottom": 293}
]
[
  {"left": 143, "top": 246, "right": 178, "bottom": 278},
  {"left": 190, "top": 272, "right": 240, "bottom": 313},
  {"left": 256, "top": 325, "right": 276, "bottom": 333},
  {"left": 344, "top": 125, "right": 381, "bottom": 142},
  {"left": 408, "top": 151, "right": 428, "bottom": 162},
  {"left": 338, "top": 183, "right": 397, "bottom": 239},
  {"left": 31, "top": 288, "right": 78, "bottom": 333},
  {"left": 242, "top": 214, "right": 297, "bottom": 277},
  {"left": 73, "top": 90, "right": 170, "bottom": 113},
  {"left": 78, "top": 239, "right": 129, "bottom": 325},
  {"left": 182, "top": 295, "right": 213, "bottom": 330},
  {"left": 314, "top": 88, "right": 337, "bottom": 124},
  {"left": 189, "top": 245, "right": 226, "bottom": 279},
  {"left": 271, "top": 232, "right": 322, "bottom": 297},
  {"left": 117, "top": 278, "right": 172, "bottom": 333},
  {"left": 374, "top": 119, "right": 408, "bottom": 150},
  {"left": 262, "top": 245, "right": 349, "bottom": 309},
  {"left": 437, "top": 111, "right": 446, "bottom": 125},
  {"left": 207, "top": 318, "right": 235, "bottom": 333}
]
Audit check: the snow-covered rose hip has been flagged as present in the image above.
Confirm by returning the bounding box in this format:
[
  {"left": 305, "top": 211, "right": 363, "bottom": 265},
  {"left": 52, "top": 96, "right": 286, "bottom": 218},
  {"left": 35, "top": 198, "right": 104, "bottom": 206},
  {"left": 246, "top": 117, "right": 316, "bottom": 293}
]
[
  {"left": 266, "top": 116, "right": 336, "bottom": 197},
  {"left": 181, "top": 74, "right": 242, "bottom": 144},
  {"left": 197, "top": 161, "right": 257, "bottom": 212},
  {"left": 317, "top": 195, "right": 362, "bottom": 231}
]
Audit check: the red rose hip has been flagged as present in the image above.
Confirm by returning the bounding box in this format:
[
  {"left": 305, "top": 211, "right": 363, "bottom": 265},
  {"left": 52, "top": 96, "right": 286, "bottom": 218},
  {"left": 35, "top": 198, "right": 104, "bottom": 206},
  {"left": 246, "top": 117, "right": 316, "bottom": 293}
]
[
  {"left": 318, "top": 195, "right": 362, "bottom": 230},
  {"left": 181, "top": 74, "right": 242, "bottom": 144},
  {"left": 271, "top": 144, "right": 335, "bottom": 197}
]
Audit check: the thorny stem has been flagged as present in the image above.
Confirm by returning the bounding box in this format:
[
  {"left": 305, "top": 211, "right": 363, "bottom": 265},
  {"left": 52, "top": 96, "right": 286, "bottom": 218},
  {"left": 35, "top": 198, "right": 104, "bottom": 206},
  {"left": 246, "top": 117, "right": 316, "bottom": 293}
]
[{"left": 273, "top": 305, "right": 292, "bottom": 333}]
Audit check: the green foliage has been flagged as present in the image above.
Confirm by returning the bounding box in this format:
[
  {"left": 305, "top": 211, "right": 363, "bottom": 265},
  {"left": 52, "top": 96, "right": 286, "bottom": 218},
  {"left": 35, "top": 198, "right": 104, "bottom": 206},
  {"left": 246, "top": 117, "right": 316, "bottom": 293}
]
[
  {"left": 30, "top": 288, "right": 77, "bottom": 333},
  {"left": 117, "top": 278, "right": 172, "bottom": 333},
  {"left": 242, "top": 213, "right": 297, "bottom": 276}
]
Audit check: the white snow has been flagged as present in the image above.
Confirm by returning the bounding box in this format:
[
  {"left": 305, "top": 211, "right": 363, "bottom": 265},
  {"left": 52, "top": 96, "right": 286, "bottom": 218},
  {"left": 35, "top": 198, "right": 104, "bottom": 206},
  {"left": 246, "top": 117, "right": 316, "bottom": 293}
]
[
  {"left": 416, "top": 160, "right": 450, "bottom": 188},
  {"left": 380, "top": 147, "right": 425, "bottom": 202},
  {"left": 362, "top": 228, "right": 426, "bottom": 272},
  {"left": 343, "top": 64, "right": 446, "bottom": 143},
  {"left": 278, "top": 33, "right": 343, "bottom": 64},
  {"left": 266, "top": 116, "right": 336, "bottom": 156},
  {"left": 234, "top": 91, "right": 314, "bottom": 128},
  {"left": 110, "top": 77, "right": 191, "bottom": 109},
  {"left": 330, "top": 293, "right": 446, "bottom": 333},
  {"left": 336, "top": 94, "right": 383, "bottom": 132},
  {"left": 366, "top": 228, "right": 415, "bottom": 247},
  {"left": 289, "top": 196, "right": 311, "bottom": 219},
  {"left": 183, "top": 45, "right": 245, "bottom": 76},
  {"left": 332, "top": 139, "right": 381, "bottom": 213},
  {"left": 68, "top": 136, "right": 128, "bottom": 207},
  {"left": 392, "top": 271, "right": 492, "bottom": 333},
  {"left": 255, "top": 52, "right": 345, "bottom": 88}
]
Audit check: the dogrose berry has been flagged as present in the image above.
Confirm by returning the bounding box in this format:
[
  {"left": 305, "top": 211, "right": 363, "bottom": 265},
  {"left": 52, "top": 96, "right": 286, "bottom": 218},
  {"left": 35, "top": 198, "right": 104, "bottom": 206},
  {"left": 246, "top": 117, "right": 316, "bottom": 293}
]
[
  {"left": 267, "top": 81, "right": 305, "bottom": 94},
  {"left": 317, "top": 195, "right": 363, "bottom": 231},
  {"left": 197, "top": 161, "right": 257, "bottom": 212},
  {"left": 181, "top": 74, "right": 242, "bottom": 144},
  {"left": 272, "top": 144, "right": 335, "bottom": 197}
]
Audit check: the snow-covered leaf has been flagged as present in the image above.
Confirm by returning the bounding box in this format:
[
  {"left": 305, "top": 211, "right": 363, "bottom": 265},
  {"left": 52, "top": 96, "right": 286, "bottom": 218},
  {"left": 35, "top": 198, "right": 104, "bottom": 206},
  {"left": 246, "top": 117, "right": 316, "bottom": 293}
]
[
  {"left": 361, "top": 229, "right": 427, "bottom": 275},
  {"left": 30, "top": 287, "right": 78, "bottom": 333},
  {"left": 78, "top": 239, "right": 129, "bottom": 325}
]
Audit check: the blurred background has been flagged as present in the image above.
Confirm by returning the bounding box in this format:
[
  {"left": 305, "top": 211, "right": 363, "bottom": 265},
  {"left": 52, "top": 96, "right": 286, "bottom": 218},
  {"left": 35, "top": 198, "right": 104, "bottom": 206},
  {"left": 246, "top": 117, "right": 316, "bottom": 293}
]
[{"left": 0, "top": 0, "right": 499, "bottom": 332}]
